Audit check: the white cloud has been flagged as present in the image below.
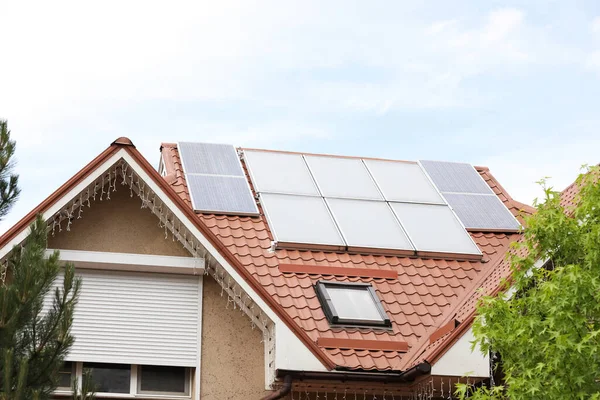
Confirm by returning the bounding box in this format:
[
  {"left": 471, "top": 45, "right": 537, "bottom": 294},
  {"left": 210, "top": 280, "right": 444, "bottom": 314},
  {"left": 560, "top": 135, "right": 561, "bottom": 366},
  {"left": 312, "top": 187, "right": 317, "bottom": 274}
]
[
  {"left": 481, "top": 121, "right": 600, "bottom": 205},
  {"left": 0, "top": 1, "right": 597, "bottom": 233},
  {"left": 586, "top": 51, "right": 600, "bottom": 70},
  {"left": 592, "top": 16, "right": 600, "bottom": 33}
]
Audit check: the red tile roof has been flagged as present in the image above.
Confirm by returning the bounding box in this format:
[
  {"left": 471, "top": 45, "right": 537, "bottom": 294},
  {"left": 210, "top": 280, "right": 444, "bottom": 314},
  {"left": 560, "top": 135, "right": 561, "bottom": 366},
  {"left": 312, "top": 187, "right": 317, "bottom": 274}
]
[{"left": 160, "top": 143, "right": 532, "bottom": 371}]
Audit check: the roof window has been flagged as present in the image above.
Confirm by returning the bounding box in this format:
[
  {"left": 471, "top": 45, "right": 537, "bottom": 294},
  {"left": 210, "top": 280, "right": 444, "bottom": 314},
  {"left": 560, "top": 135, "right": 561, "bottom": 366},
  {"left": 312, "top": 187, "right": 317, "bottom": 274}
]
[{"left": 315, "top": 281, "right": 391, "bottom": 327}]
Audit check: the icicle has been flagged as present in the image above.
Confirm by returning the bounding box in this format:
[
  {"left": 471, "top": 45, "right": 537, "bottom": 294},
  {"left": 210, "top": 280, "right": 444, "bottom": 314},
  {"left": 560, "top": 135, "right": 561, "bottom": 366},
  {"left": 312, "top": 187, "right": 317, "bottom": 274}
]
[
  {"left": 100, "top": 175, "right": 105, "bottom": 201},
  {"left": 113, "top": 166, "right": 118, "bottom": 191},
  {"left": 52, "top": 218, "right": 57, "bottom": 236},
  {"left": 107, "top": 171, "right": 112, "bottom": 199},
  {"left": 121, "top": 164, "right": 128, "bottom": 185},
  {"left": 164, "top": 211, "right": 169, "bottom": 239},
  {"left": 77, "top": 195, "right": 84, "bottom": 219},
  {"left": 129, "top": 171, "right": 134, "bottom": 197}
]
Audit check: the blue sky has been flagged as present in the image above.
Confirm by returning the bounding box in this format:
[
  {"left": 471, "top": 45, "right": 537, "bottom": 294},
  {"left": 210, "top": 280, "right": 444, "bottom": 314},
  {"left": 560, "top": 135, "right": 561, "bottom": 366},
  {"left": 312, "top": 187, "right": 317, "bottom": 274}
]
[{"left": 1, "top": 1, "right": 599, "bottom": 233}]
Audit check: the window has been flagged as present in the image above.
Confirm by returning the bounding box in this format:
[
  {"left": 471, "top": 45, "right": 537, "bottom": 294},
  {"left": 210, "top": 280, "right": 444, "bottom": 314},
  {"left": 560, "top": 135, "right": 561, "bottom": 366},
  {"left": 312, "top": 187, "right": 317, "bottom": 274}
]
[
  {"left": 315, "top": 281, "right": 391, "bottom": 327},
  {"left": 55, "top": 362, "right": 192, "bottom": 398},
  {"left": 84, "top": 363, "right": 131, "bottom": 393},
  {"left": 139, "top": 365, "right": 190, "bottom": 395},
  {"left": 57, "top": 362, "right": 74, "bottom": 389}
]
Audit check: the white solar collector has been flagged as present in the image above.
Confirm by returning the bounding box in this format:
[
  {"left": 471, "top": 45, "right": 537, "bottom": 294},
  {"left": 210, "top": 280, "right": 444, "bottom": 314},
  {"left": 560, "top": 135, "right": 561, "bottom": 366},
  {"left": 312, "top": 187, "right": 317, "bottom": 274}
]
[
  {"left": 243, "top": 150, "right": 320, "bottom": 196},
  {"left": 304, "top": 156, "right": 383, "bottom": 200},
  {"left": 326, "top": 198, "right": 414, "bottom": 253},
  {"left": 363, "top": 159, "right": 444, "bottom": 204},
  {"left": 259, "top": 193, "right": 345, "bottom": 249},
  {"left": 390, "top": 203, "right": 481, "bottom": 257}
]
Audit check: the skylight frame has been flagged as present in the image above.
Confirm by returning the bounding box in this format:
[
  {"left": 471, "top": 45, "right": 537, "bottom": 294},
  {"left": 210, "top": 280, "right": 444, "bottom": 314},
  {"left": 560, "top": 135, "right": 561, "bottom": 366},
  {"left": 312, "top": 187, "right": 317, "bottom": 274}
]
[{"left": 314, "top": 281, "right": 392, "bottom": 328}]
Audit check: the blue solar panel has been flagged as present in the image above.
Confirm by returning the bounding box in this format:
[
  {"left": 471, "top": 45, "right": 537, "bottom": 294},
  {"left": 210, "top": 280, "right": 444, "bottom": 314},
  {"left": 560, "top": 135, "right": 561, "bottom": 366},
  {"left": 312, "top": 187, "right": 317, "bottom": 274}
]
[
  {"left": 420, "top": 160, "right": 520, "bottom": 231},
  {"left": 179, "top": 142, "right": 244, "bottom": 176},
  {"left": 178, "top": 142, "right": 258, "bottom": 215},
  {"left": 420, "top": 160, "right": 492, "bottom": 194},
  {"left": 443, "top": 193, "right": 521, "bottom": 231}
]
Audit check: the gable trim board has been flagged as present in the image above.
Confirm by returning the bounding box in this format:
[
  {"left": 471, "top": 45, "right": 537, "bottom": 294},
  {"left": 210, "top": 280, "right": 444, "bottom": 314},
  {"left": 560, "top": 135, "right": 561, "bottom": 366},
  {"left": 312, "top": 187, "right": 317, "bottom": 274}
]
[
  {"left": 0, "top": 139, "right": 329, "bottom": 381},
  {"left": 46, "top": 249, "right": 205, "bottom": 275}
]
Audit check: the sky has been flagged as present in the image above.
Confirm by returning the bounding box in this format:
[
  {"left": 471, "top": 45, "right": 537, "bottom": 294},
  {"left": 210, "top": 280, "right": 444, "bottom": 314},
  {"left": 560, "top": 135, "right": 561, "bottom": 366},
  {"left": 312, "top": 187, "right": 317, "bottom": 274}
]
[{"left": 1, "top": 1, "right": 599, "bottom": 233}]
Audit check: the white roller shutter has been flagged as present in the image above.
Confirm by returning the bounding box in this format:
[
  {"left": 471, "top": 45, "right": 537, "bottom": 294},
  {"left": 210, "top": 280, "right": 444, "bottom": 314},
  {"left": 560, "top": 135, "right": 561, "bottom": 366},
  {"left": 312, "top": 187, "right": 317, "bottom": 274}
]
[{"left": 45, "top": 269, "right": 200, "bottom": 367}]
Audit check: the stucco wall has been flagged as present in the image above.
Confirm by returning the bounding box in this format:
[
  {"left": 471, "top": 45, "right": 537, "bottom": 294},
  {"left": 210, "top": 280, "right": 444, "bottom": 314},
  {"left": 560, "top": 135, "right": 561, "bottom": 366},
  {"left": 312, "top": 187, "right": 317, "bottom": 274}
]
[
  {"left": 48, "top": 187, "right": 189, "bottom": 257},
  {"left": 201, "top": 276, "right": 269, "bottom": 399}
]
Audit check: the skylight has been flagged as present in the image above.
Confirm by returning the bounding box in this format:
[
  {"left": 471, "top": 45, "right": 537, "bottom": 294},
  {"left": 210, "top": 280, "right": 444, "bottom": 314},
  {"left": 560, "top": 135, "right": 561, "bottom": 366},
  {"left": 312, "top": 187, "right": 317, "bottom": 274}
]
[{"left": 315, "top": 281, "right": 391, "bottom": 327}]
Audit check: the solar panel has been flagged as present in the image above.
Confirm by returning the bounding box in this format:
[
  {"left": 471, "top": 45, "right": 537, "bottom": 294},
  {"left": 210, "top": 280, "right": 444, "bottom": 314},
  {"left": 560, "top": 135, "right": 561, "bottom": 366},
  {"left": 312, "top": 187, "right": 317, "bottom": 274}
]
[
  {"left": 326, "top": 198, "right": 414, "bottom": 252},
  {"left": 179, "top": 142, "right": 244, "bottom": 176},
  {"left": 259, "top": 193, "right": 345, "bottom": 248},
  {"left": 364, "top": 160, "right": 444, "bottom": 204},
  {"left": 419, "top": 160, "right": 492, "bottom": 194},
  {"left": 186, "top": 175, "right": 258, "bottom": 215},
  {"left": 443, "top": 193, "right": 521, "bottom": 230},
  {"left": 305, "top": 156, "right": 383, "bottom": 200},
  {"left": 243, "top": 150, "right": 320, "bottom": 196},
  {"left": 390, "top": 203, "right": 481, "bottom": 256},
  {"left": 178, "top": 142, "right": 259, "bottom": 215},
  {"left": 419, "top": 160, "right": 520, "bottom": 231}
]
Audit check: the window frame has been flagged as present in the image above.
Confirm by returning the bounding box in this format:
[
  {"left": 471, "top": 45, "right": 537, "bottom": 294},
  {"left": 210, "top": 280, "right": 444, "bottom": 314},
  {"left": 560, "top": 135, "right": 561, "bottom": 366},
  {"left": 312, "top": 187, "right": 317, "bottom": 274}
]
[
  {"left": 314, "top": 280, "right": 392, "bottom": 328},
  {"left": 57, "top": 361, "right": 75, "bottom": 390},
  {"left": 137, "top": 365, "right": 191, "bottom": 397},
  {"left": 53, "top": 362, "right": 193, "bottom": 399}
]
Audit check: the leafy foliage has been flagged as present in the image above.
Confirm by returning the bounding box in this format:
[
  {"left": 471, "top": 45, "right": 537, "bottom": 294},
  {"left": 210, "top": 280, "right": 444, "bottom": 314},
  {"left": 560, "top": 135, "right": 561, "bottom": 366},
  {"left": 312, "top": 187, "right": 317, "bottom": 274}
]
[
  {"left": 460, "top": 166, "right": 600, "bottom": 399},
  {"left": 0, "top": 215, "right": 81, "bottom": 399},
  {"left": 0, "top": 121, "right": 20, "bottom": 219}
]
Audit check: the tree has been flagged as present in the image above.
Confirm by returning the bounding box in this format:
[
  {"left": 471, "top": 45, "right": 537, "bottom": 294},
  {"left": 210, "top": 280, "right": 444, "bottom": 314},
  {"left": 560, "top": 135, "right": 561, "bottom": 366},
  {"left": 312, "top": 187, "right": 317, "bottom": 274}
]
[
  {"left": 0, "top": 217, "right": 82, "bottom": 400},
  {"left": 0, "top": 120, "right": 92, "bottom": 399},
  {"left": 458, "top": 166, "right": 600, "bottom": 399},
  {"left": 0, "top": 121, "right": 20, "bottom": 219}
]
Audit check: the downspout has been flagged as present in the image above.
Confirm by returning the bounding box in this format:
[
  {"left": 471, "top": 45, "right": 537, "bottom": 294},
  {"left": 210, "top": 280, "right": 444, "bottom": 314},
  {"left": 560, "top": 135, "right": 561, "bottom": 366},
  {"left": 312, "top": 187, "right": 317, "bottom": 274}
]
[{"left": 261, "top": 375, "right": 292, "bottom": 400}]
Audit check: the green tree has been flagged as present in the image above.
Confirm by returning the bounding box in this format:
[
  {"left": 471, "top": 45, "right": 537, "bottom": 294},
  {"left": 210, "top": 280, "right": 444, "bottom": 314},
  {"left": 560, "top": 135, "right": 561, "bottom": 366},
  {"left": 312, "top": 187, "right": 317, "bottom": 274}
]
[
  {"left": 0, "top": 120, "right": 92, "bottom": 399},
  {"left": 0, "top": 216, "right": 81, "bottom": 400},
  {"left": 458, "top": 166, "right": 600, "bottom": 399},
  {"left": 0, "top": 121, "right": 20, "bottom": 219}
]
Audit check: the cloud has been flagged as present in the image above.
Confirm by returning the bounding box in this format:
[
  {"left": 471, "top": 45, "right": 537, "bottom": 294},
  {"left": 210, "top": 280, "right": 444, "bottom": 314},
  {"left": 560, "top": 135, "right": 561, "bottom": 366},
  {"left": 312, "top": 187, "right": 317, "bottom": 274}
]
[
  {"left": 481, "top": 120, "right": 600, "bottom": 205},
  {"left": 587, "top": 51, "right": 600, "bottom": 70},
  {"left": 592, "top": 16, "right": 600, "bottom": 34}
]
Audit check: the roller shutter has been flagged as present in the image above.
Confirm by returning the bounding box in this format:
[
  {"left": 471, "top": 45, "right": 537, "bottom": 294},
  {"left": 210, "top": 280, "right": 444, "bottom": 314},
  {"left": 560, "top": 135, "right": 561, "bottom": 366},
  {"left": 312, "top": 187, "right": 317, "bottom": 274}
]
[{"left": 45, "top": 269, "right": 200, "bottom": 367}]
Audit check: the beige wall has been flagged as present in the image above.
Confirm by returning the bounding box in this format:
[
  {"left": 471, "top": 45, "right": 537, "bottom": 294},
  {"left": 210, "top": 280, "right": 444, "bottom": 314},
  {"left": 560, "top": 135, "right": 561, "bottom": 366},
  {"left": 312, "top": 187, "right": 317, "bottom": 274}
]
[
  {"left": 201, "top": 276, "right": 269, "bottom": 399},
  {"left": 48, "top": 188, "right": 189, "bottom": 257}
]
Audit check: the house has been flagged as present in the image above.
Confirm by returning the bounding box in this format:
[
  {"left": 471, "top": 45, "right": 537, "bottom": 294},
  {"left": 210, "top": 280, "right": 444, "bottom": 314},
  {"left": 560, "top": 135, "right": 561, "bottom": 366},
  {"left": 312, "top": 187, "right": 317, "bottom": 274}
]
[{"left": 0, "top": 138, "right": 535, "bottom": 399}]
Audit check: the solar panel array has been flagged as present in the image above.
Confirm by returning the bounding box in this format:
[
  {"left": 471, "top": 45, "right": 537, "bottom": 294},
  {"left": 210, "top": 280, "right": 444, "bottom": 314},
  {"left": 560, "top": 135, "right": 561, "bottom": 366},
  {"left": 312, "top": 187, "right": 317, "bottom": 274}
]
[
  {"left": 243, "top": 150, "right": 481, "bottom": 258},
  {"left": 178, "top": 142, "right": 259, "bottom": 215},
  {"left": 420, "top": 160, "right": 521, "bottom": 231}
]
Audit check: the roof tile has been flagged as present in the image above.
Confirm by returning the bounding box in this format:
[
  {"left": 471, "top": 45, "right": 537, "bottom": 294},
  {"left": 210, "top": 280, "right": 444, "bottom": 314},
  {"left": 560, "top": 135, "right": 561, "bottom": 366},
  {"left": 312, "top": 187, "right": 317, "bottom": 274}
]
[{"left": 160, "top": 144, "right": 527, "bottom": 371}]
